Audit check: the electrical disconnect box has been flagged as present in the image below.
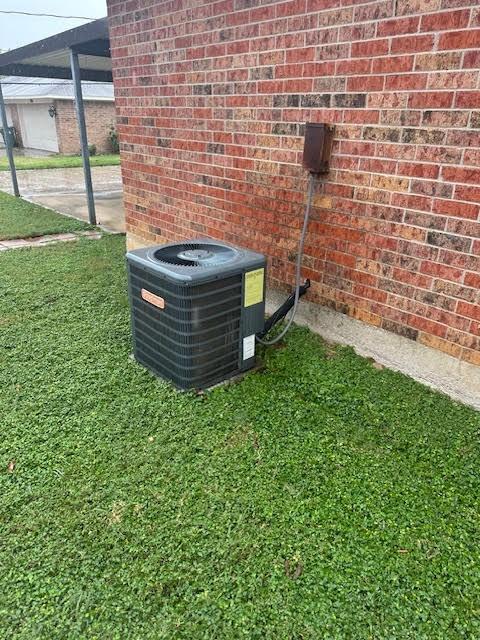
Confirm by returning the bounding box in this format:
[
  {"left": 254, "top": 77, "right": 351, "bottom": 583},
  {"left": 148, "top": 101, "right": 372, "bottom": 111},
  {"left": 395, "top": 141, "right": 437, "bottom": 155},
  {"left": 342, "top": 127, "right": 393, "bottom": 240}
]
[{"left": 302, "top": 123, "right": 334, "bottom": 174}]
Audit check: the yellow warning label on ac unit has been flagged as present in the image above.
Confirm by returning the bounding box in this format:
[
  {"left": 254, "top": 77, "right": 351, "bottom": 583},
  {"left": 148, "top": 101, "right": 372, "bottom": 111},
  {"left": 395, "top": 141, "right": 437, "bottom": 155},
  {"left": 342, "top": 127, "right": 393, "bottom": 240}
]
[{"left": 244, "top": 268, "right": 264, "bottom": 307}]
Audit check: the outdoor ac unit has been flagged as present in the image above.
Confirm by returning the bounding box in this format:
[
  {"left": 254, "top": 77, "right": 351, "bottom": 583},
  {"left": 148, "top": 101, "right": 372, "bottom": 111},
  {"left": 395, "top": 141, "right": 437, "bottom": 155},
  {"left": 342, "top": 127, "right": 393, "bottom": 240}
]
[{"left": 126, "top": 240, "right": 266, "bottom": 390}]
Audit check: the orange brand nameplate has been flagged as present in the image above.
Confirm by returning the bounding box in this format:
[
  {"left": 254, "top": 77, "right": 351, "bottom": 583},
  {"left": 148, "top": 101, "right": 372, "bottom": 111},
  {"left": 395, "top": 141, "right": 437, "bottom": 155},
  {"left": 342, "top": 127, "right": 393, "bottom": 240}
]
[{"left": 141, "top": 288, "right": 165, "bottom": 309}]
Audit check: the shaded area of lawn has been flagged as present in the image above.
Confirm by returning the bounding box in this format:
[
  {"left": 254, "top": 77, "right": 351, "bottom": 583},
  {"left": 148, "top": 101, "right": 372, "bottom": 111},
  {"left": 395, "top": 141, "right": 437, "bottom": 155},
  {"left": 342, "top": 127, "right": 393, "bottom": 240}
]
[
  {"left": 0, "top": 191, "right": 90, "bottom": 240},
  {"left": 0, "top": 153, "right": 120, "bottom": 171},
  {"left": 0, "top": 235, "right": 479, "bottom": 639}
]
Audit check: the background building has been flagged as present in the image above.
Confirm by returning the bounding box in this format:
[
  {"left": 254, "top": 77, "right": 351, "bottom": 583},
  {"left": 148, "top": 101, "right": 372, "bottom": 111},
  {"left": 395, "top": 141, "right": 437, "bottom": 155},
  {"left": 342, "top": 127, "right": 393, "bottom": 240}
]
[{"left": 1, "top": 76, "right": 115, "bottom": 154}]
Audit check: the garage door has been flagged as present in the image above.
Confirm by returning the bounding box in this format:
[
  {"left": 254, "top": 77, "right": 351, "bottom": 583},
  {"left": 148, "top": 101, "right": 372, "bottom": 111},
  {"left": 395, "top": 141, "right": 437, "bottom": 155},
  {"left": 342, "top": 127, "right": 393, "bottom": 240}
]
[{"left": 18, "top": 104, "right": 59, "bottom": 152}]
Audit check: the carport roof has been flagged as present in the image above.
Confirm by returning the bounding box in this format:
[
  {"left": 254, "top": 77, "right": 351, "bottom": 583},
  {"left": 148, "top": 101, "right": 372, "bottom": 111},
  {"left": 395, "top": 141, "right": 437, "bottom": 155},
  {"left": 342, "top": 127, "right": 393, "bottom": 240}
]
[
  {"left": 0, "top": 18, "right": 112, "bottom": 83},
  {"left": 1, "top": 76, "right": 114, "bottom": 102}
]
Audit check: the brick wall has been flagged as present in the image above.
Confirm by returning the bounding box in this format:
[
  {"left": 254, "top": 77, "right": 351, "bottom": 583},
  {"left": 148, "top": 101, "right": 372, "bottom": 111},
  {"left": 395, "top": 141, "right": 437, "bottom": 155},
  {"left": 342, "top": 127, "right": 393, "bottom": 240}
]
[
  {"left": 107, "top": 0, "right": 480, "bottom": 365},
  {"left": 55, "top": 100, "right": 116, "bottom": 154}
]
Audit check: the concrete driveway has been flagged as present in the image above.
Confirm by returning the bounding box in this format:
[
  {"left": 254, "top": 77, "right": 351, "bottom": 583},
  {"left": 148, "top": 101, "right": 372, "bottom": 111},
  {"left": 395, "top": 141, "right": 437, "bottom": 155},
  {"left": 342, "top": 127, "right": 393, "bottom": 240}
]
[{"left": 0, "top": 165, "right": 125, "bottom": 233}]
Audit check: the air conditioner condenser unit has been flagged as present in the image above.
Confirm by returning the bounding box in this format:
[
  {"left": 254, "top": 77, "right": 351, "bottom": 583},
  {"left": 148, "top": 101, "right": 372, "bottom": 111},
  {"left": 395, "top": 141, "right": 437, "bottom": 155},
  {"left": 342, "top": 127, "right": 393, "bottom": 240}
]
[{"left": 126, "top": 240, "right": 266, "bottom": 390}]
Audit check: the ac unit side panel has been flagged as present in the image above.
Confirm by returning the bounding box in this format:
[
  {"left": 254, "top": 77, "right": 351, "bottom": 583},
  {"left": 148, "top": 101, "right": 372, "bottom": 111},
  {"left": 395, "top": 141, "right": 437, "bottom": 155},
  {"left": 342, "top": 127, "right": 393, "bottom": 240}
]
[
  {"left": 238, "top": 266, "right": 266, "bottom": 371},
  {"left": 127, "top": 260, "right": 245, "bottom": 389}
]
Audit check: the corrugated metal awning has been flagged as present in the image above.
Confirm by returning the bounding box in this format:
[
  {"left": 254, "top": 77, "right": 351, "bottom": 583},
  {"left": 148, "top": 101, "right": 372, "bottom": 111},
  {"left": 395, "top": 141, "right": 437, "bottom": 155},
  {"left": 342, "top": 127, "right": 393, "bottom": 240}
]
[{"left": 1, "top": 76, "right": 114, "bottom": 102}]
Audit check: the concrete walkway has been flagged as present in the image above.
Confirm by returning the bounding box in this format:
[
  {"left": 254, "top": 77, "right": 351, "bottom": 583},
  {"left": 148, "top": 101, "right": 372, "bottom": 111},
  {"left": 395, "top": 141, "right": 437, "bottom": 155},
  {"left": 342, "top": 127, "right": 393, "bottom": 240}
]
[
  {"left": 0, "top": 230, "right": 103, "bottom": 251},
  {"left": 0, "top": 166, "right": 125, "bottom": 233}
]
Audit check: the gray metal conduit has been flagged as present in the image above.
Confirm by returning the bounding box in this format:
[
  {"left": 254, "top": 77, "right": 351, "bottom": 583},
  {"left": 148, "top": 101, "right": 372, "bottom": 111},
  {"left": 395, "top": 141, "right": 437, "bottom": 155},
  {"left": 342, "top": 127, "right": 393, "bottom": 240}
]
[{"left": 0, "top": 80, "right": 19, "bottom": 197}]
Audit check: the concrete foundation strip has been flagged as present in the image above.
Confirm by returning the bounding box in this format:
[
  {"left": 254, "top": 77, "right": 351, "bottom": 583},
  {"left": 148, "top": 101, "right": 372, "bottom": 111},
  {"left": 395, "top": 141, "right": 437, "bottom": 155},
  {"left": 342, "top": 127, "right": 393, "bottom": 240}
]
[{"left": 0, "top": 230, "right": 103, "bottom": 250}]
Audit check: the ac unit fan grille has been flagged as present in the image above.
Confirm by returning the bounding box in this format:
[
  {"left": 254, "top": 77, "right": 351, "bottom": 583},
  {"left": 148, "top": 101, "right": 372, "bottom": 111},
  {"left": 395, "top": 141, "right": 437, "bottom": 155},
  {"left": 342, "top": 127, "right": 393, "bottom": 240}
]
[{"left": 153, "top": 242, "right": 238, "bottom": 268}]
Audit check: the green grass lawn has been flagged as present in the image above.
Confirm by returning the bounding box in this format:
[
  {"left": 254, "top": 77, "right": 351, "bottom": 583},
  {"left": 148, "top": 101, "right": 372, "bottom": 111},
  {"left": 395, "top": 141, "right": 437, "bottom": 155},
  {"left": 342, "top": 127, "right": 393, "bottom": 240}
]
[
  {"left": 0, "top": 191, "right": 90, "bottom": 240},
  {"left": 0, "top": 235, "right": 479, "bottom": 639},
  {"left": 0, "top": 153, "right": 120, "bottom": 171}
]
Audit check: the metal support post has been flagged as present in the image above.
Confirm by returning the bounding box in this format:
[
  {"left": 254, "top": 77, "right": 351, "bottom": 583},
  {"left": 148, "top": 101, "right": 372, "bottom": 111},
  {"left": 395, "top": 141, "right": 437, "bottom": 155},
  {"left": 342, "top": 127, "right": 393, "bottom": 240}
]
[
  {"left": 0, "top": 80, "right": 19, "bottom": 197},
  {"left": 70, "top": 49, "right": 96, "bottom": 225}
]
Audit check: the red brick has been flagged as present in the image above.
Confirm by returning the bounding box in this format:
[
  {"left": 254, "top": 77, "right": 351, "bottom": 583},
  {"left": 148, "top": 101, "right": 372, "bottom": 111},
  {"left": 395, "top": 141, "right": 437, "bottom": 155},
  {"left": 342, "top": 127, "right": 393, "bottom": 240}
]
[
  {"left": 443, "top": 167, "right": 480, "bottom": 185},
  {"left": 347, "top": 74, "right": 385, "bottom": 92},
  {"left": 285, "top": 47, "right": 314, "bottom": 63},
  {"left": 438, "top": 28, "right": 480, "bottom": 50},
  {"left": 373, "top": 55, "right": 414, "bottom": 73},
  {"left": 377, "top": 143, "right": 415, "bottom": 160},
  {"left": 351, "top": 39, "right": 389, "bottom": 58},
  {"left": 385, "top": 74, "right": 427, "bottom": 90},
  {"left": 257, "top": 80, "right": 284, "bottom": 93},
  {"left": 471, "top": 321, "right": 480, "bottom": 337},
  {"left": 306, "top": 0, "right": 338, "bottom": 10},
  {"left": 464, "top": 272, "right": 480, "bottom": 289},
  {"left": 377, "top": 16, "right": 420, "bottom": 37},
  {"left": 463, "top": 149, "right": 480, "bottom": 167},
  {"left": 336, "top": 58, "right": 372, "bottom": 75},
  {"left": 408, "top": 91, "right": 453, "bottom": 108},
  {"left": 455, "top": 91, "right": 480, "bottom": 108},
  {"left": 286, "top": 78, "right": 312, "bottom": 92},
  {"left": 392, "top": 193, "right": 433, "bottom": 212},
  {"left": 416, "top": 145, "right": 461, "bottom": 165},
  {"left": 360, "top": 158, "right": 396, "bottom": 174},
  {"left": 343, "top": 110, "right": 380, "bottom": 124},
  {"left": 276, "top": 63, "right": 303, "bottom": 78},
  {"left": 463, "top": 50, "right": 480, "bottom": 68},
  {"left": 276, "top": 0, "right": 307, "bottom": 18},
  {"left": 397, "top": 162, "right": 439, "bottom": 179},
  {"left": 420, "top": 261, "right": 464, "bottom": 282},
  {"left": 390, "top": 34, "right": 434, "bottom": 54},
  {"left": 408, "top": 316, "right": 447, "bottom": 339},
  {"left": 457, "top": 301, "right": 480, "bottom": 322},
  {"left": 420, "top": 9, "right": 470, "bottom": 32},
  {"left": 250, "top": 4, "right": 276, "bottom": 22},
  {"left": 308, "top": 59, "right": 337, "bottom": 75},
  {"left": 432, "top": 199, "right": 479, "bottom": 219}
]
